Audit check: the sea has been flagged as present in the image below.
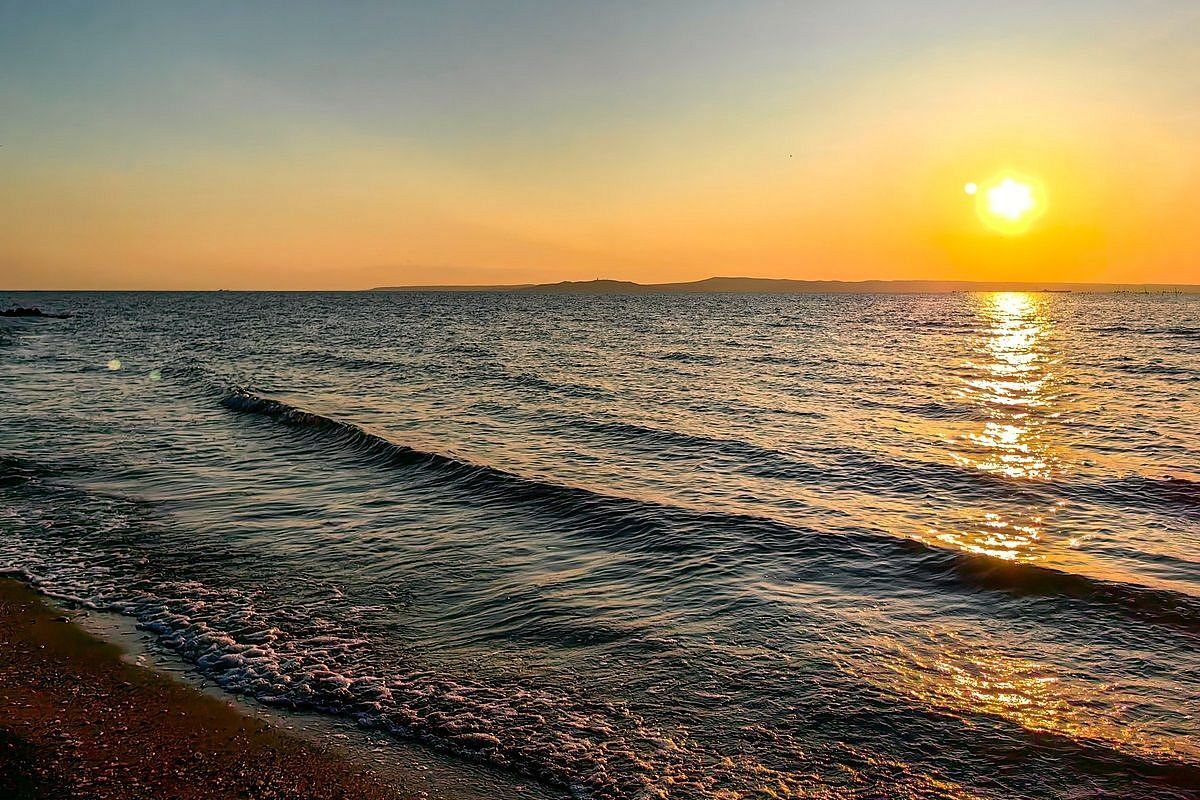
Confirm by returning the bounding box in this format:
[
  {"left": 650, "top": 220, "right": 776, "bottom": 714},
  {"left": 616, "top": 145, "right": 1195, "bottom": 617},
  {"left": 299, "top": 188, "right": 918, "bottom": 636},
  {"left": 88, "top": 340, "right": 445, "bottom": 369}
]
[{"left": 1, "top": 290, "right": 1198, "bottom": 799}]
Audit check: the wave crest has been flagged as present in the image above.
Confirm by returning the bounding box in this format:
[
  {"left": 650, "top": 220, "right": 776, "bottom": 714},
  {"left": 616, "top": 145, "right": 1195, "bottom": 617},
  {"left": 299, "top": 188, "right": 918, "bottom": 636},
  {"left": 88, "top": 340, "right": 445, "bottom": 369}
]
[{"left": 220, "top": 391, "right": 1200, "bottom": 634}]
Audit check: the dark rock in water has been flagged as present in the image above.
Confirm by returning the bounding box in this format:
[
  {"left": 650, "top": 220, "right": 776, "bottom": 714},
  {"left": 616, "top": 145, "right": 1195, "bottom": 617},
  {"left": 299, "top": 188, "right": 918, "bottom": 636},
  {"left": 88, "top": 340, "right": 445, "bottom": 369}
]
[{"left": 0, "top": 307, "right": 70, "bottom": 319}]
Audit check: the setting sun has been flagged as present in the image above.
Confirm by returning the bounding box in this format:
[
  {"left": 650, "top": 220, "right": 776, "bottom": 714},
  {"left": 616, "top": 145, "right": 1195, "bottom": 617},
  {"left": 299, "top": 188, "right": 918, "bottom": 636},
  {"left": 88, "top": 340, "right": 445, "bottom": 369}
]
[
  {"left": 970, "top": 172, "right": 1047, "bottom": 236},
  {"left": 987, "top": 178, "right": 1035, "bottom": 221}
]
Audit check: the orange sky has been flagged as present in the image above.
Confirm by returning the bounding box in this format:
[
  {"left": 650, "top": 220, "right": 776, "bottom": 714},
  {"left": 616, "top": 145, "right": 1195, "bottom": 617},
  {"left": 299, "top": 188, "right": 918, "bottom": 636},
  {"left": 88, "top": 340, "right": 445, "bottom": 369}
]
[{"left": 2, "top": 3, "right": 1198, "bottom": 289}]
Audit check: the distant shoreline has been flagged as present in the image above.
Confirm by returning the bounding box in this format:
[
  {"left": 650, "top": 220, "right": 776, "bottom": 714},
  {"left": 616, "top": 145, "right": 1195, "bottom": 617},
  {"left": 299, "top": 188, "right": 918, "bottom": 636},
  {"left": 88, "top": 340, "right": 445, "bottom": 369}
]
[
  {"left": 370, "top": 277, "right": 1200, "bottom": 295},
  {"left": 4, "top": 278, "right": 1199, "bottom": 294}
]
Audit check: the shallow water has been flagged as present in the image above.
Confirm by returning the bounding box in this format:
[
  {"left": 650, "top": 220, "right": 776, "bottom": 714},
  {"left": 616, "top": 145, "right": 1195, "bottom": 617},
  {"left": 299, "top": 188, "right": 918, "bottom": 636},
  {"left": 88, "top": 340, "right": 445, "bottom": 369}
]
[{"left": 1, "top": 290, "right": 1198, "bottom": 798}]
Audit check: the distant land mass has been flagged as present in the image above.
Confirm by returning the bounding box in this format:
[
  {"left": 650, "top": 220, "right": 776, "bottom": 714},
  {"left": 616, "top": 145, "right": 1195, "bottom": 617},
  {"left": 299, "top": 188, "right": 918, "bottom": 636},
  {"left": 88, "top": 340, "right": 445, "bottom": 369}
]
[{"left": 372, "top": 277, "right": 1200, "bottom": 294}]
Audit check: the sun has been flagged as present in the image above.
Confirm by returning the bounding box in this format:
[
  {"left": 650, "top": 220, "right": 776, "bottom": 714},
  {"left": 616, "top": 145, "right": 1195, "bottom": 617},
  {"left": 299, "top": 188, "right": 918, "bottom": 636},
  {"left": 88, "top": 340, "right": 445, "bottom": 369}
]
[
  {"left": 987, "top": 178, "right": 1035, "bottom": 221},
  {"left": 966, "top": 172, "right": 1046, "bottom": 235}
]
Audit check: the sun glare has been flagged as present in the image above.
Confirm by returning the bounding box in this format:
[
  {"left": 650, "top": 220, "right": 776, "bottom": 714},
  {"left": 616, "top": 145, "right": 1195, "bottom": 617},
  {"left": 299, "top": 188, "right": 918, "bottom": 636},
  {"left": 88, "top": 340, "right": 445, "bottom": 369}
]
[
  {"left": 968, "top": 172, "right": 1046, "bottom": 235},
  {"left": 987, "top": 179, "right": 1035, "bottom": 221}
]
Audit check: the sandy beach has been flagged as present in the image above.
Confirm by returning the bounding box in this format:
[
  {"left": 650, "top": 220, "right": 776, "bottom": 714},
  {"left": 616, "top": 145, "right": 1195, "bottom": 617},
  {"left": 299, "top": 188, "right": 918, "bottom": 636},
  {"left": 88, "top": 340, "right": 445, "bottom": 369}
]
[{"left": 0, "top": 578, "right": 413, "bottom": 800}]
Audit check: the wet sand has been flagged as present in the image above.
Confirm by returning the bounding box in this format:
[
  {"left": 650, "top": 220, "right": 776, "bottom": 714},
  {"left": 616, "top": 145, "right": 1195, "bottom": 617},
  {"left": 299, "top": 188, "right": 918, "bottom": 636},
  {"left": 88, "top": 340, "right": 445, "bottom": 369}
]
[{"left": 0, "top": 578, "right": 414, "bottom": 800}]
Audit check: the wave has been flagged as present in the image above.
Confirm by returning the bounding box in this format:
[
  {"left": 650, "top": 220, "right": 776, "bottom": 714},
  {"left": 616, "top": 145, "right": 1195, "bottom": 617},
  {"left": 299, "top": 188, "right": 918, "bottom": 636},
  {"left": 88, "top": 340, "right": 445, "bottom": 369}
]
[
  {"left": 501, "top": 369, "right": 612, "bottom": 401},
  {"left": 558, "top": 415, "right": 1052, "bottom": 507},
  {"left": 1109, "top": 360, "right": 1198, "bottom": 378},
  {"left": 1091, "top": 324, "right": 1200, "bottom": 342},
  {"left": 940, "top": 551, "right": 1200, "bottom": 630},
  {"left": 563, "top": 417, "right": 794, "bottom": 466},
  {"left": 855, "top": 395, "right": 985, "bottom": 421},
  {"left": 652, "top": 350, "right": 718, "bottom": 364},
  {"left": 0, "top": 454, "right": 62, "bottom": 488},
  {"left": 219, "top": 390, "right": 618, "bottom": 510},
  {"left": 220, "top": 391, "right": 1200, "bottom": 634},
  {"left": 1097, "top": 474, "right": 1200, "bottom": 516},
  {"left": 292, "top": 348, "right": 416, "bottom": 375},
  {"left": 576, "top": 413, "right": 1200, "bottom": 522},
  {"left": 1157, "top": 326, "right": 1200, "bottom": 340}
]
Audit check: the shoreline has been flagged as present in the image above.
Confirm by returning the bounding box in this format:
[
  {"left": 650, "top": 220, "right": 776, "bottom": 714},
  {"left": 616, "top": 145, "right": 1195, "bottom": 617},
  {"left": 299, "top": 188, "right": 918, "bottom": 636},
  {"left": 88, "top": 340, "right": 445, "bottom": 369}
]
[{"left": 0, "top": 578, "right": 552, "bottom": 800}]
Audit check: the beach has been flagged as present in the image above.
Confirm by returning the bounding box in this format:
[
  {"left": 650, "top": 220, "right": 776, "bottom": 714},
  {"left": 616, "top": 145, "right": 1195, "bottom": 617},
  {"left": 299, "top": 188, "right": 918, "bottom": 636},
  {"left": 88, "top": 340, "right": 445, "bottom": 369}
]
[{"left": 0, "top": 578, "right": 411, "bottom": 800}]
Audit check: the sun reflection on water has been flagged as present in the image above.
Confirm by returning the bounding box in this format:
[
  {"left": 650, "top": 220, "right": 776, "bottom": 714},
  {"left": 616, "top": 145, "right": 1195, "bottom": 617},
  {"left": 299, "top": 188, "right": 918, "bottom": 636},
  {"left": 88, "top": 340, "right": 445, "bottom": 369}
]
[
  {"left": 862, "top": 629, "right": 1193, "bottom": 762},
  {"left": 879, "top": 294, "right": 1192, "bottom": 759},
  {"left": 932, "top": 292, "right": 1065, "bottom": 562},
  {"left": 956, "top": 292, "right": 1057, "bottom": 481},
  {"left": 932, "top": 510, "right": 1046, "bottom": 562}
]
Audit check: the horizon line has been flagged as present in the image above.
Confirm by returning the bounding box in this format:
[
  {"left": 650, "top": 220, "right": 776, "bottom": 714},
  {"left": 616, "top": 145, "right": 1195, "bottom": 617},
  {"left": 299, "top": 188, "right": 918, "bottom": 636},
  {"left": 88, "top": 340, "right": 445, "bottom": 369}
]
[
  {"left": 373, "top": 276, "right": 1200, "bottom": 294},
  {"left": 5, "top": 276, "right": 1200, "bottom": 293}
]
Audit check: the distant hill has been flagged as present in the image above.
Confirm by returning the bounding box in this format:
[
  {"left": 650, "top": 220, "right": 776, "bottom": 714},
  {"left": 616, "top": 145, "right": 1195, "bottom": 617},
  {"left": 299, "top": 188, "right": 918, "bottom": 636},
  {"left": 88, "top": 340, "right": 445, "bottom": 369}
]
[{"left": 372, "top": 276, "right": 1200, "bottom": 294}]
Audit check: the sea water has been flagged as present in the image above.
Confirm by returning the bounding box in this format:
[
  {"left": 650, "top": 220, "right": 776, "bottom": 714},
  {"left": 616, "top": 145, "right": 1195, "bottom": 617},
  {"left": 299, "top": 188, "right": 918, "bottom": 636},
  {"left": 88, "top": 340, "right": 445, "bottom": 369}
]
[{"left": 1, "top": 290, "right": 1197, "bottom": 798}]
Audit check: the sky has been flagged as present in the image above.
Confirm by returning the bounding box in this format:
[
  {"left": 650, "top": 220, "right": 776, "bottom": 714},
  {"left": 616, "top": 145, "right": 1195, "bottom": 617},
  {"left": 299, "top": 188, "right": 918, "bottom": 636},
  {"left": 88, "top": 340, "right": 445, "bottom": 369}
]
[{"left": 2, "top": 1, "right": 1198, "bottom": 289}]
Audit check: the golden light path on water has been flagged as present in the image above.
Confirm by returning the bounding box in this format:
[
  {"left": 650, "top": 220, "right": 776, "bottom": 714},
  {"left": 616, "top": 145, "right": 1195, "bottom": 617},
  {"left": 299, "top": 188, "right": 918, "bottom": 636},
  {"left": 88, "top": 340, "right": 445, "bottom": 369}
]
[
  {"left": 871, "top": 293, "right": 1193, "bottom": 763},
  {"left": 937, "top": 292, "right": 1063, "bottom": 562},
  {"left": 864, "top": 627, "right": 1187, "bottom": 761}
]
